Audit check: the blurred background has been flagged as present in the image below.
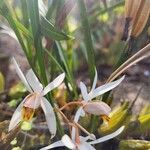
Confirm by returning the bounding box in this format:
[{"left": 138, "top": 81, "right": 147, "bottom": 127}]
[{"left": 0, "top": 0, "right": 150, "bottom": 149}]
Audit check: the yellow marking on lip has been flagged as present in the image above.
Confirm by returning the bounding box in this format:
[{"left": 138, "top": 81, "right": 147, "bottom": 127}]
[
  {"left": 100, "top": 115, "right": 110, "bottom": 122},
  {"left": 22, "top": 106, "right": 35, "bottom": 121}
]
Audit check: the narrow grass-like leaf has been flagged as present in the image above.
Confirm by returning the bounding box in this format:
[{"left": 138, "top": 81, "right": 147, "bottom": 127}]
[
  {"left": 55, "top": 42, "right": 78, "bottom": 97},
  {"left": 20, "top": 0, "right": 29, "bottom": 27},
  {"left": 89, "top": 0, "right": 124, "bottom": 23},
  {"left": 41, "top": 16, "right": 71, "bottom": 41},
  {"left": 14, "top": 20, "right": 33, "bottom": 40},
  {"left": 46, "top": 0, "right": 59, "bottom": 20},
  {"left": 44, "top": 48, "right": 76, "bottom": 96},
  {"left": 0, "top": 1, "right": 28, "bottom": 56},
  {"left": 77, "top": 0, "right": 95, "bottom": 81},
  {"left": 78, "top": 0, "right": 96, "bottom": 132},
  {"left": 55, "top": 0, "right": 76, "bottom": 29}
]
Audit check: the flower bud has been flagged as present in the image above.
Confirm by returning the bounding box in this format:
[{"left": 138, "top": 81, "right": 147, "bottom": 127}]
[
  {"left": 131, "top": 0, "right": 150, "bottom": 37},
  {"left": 122, "top": 0, "right": 150, "bottom": 40}
]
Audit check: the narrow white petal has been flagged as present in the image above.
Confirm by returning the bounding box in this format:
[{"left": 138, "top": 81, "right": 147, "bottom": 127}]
[
  {"left": 80, "top": 82, "right": 90, "bottom": 101},
  {"left": 80, "top": 134, "right": 96, "bottom": 142},
  {"left": 40, "top": 141, "right": 64, "bottom": 150},
  {"left": 88, "top": 76, "right": 125, "bottom": 100},
  {"left": 90, "top": 69, "right": 98, "bottom": 92},
  {"left": 43, "top": 73, "right": 65, "bottom": 96},
  {"left": 26, "top": 69, "right": 43, "bottom": 92},
  {"left": 89, "top": 126, "right": 125, "bottom": 145},
  {"left": 71, "top": 107, "right": 84, "bottom": 140},
  {"left": 61, "top": 135, "right": 76, "bottom": 149},
  {"left": 40, "top": 97, "right": 56, "bottom": 138},
  {"left": 12, "top": 57, "right": 32, "bottom": 92},
  {"left": 78, "top": 141, "right": 96, "bottom": 150},
  {"left": 8, "top": 100, "right": 25, "bottom": 131}
]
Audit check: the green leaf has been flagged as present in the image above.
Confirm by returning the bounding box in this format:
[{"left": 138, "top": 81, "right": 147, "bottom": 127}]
[
  {"left": 0, "top": 1, "right": 28, "bottom": 56},
  {"left": 26, "top": 0, "right": 39, "bottom": 40},
  {"left": 40, "top": 16, "right": 71, "bottom": 41},
  {"left": 119, "top": 140, "right": 150, "bottom": 150},
  {"left": 20, "top": 0, "right": 29, "bottom": 27},
  {"left": 0, "top": 72, "right": 5, "bottom": 92},
  {"left": 55, "top": 42, "right": 78, "bottom": 97},
  {"left": 14, "top": 20, "right": 33, "bottom": 40},
  {"left": 77, "top": 0, "right": 95, "bottom": 80},
  {"left": 77, "top": 0, "right": 96, "bottom": 132}
]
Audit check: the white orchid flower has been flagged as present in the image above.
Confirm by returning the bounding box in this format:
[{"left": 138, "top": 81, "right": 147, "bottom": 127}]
[
  {"left": 40, "top": 126, "right": 125, "bottom": 150},
  {"left": 72, "top": 70, "right": 125, "bottom": 140},
  {"left": 9, "top": 58, "right": 65, "bottom": 138}
]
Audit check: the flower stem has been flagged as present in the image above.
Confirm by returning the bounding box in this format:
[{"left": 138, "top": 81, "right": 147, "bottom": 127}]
[{"left": 60, "top": 101, "right": 83, "bottom": 111}]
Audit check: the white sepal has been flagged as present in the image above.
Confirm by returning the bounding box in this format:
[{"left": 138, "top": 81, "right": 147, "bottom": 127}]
[
  {"left": 61, "top": 135, "right": 76, "bottom": 149},
  {"left": 12, "top": 57, "right": 32, "bottom": 92},
  {"left": 26, "top": 69, "right": 43, "bottom": 92},
  {"left": 72, "top": 107, "right": 84, "bottom": 140},
  {"left": 8, "top": 100, "right": 24, "bottom": 131},
  {"left": 88, "top": 76, "right": 125, "bottom": 100},
  {"left": 42, "top": 73, "right": 65, "bottom": 96},
  {"left": 80, "top": 82, "right": 89, "bottom": 101},
  {"left": 89, "top": 126, "right": 125, "bottom": 145},
  {"left": 80, "top": 134, "right": 96, "bottom": 142},
  {"left": 91, "top": 69, "right": 98, "bottom": 92},
  {"left": 40, "top": 97, "right": 56, "bottom": 138}
]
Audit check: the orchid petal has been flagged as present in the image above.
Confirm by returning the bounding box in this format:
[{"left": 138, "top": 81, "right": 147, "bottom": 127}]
[
  {"left": 42, "top": 73, "right": 65, "bottom": 96},
  {"left": 88, "top": 76, "right": 125, "bottom": 100},
  {"left": 91, "top": 69, "right": 98, "bottom": 92},
  {"left": 80, "top": 134, "right": 96, "bottom": 142},
  {"left": 26, "top": 69, "right": 43, "bottom": 92},
  {"left": 40, "top": 141, "right": 64, "bottom": 150},
  {"left": 40, "top": 97, "right": 56, "bottom": 138},
  {"left": 78, "top": 141, "right": 96, "bottom": 150},
  {"left": 80, "top": 82, "right": 90, "bottom": 101},
  {"left": 61, "top": 135, "right": 76, "bottom": 149},
  {"left": 12, "top": 57, "right": 32, "bottom": 92},
  {"left": 89, "top": 126, "right": 125, "bottom": 145},
  {"left": 72, "top": 107, "right": 84, "bottom": 140},
  {"left": 8, "top": 100, "right": 25, "bottom": 131}
]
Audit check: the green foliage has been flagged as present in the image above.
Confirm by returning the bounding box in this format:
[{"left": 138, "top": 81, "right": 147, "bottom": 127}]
[
  {"left": 119, "top": 140, "right": 150, "bottom": 150},
  {"left": 138, "top": 113, "right": 150, "bottom": 133},
  {"left": 41, "top": 17, "right": 71, "bottom": 41},
  {"left": 8, "top": 82, "right": 26, "bottom": 99},
  {"left": 0, "top": 72, "right": 5, "bottom": 92},
  {"left": 0, "top": 0, "right": 150, "bottom": 148}
]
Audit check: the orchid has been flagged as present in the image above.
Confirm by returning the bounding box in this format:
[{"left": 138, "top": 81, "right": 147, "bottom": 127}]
[
  {"left": 72, "top": 70, "right": 124, "bottom": 140},
  {"left": 40, "top": 126, "right": 125, "bottom": 150},
  {"left": 9, "top": 58, "right": 65, "bottom": 138}
]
